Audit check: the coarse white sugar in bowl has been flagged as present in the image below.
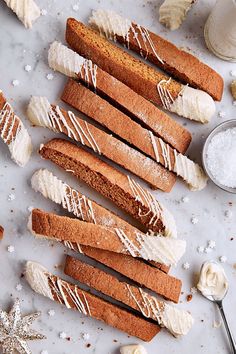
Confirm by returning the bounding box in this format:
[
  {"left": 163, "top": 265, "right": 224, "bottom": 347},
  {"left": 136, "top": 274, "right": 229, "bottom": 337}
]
[{"left": 202, "top": 120, "right": 236, "bottom": 193}]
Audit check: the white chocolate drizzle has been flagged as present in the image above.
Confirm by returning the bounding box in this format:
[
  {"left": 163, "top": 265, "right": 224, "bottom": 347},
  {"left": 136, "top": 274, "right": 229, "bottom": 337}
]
[
  {"left": 115, "top": 228, "right": 185, "bottom": 265},
  {"left": 25, "top": 262, "right": 91, "bottom": 315},
  {"left": 126, "top": 284, "right": 193, "bottom": 337},
  {"left": 148, "top": 131, "right": 208, "bottom": 191},
  {"left": 89, "top": 10, "right": 164, "bottom": 64},
  {"left": 4, "top": 0, "right": 41, "bottom": 28},
  {"left": 157, "top": 78, "right": 175, "bottom": 110},
  {"left": 127, "top": 176, "right": 177, "bottom": 238},
  {"left": 0, "top": 100, "right": 32, "bottom": 166},
  {"left": 48, "top": 41, "right": 98, "bottom": 90},
  {"left": 27, "top": 96, "right": 101, "bottom": 154}
]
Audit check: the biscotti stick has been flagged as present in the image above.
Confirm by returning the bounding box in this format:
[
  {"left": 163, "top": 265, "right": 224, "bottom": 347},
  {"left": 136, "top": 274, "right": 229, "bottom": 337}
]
[
  {"left": 65, "top": 256, "right": 194, "bottom": 337},
  {"left": 159, "top": 0, "right": 195, "bottom": 31},
  {"left": 89, "top": 9, "right": 223, "bottom": 102},
  {"left": 0, "top": 226, "right": 4, "bottom": 240},
  {"left": 4, "top": 0, "right": 41, "bottom": 28},
  {"left": 48, "top": 41, "right": 191, "bottom": 153},
  {"left": 0, "top": 91, "right": 32, "bottom": 167},
  {"left": 77, "top": 247, "right": 182, "bottom": 303},
  {"left": 62, "top": 79, "right": 207, "bottom": 191},
  {"left": 31, "top": 169, "right": 170, "bottom": 273},
  {"left": 39, "top": 139, "right": 177, "bottom": 236},
  {"left": 66, "top": 18, "right": 215, "bottom": 123},
  {"left": 29, "top": 209, "right": 186, "bottom": 266},
  {"left": 25, "top": 261, "right": 160, "bottom": 341},
  {"left": 27, "top": 97, "right": 176, "bottom": 192}
]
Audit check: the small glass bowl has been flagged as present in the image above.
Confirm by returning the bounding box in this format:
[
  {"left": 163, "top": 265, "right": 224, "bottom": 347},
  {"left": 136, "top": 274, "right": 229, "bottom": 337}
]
[{"left": 202, "top": 119, "right": 236, "bottom": 194}]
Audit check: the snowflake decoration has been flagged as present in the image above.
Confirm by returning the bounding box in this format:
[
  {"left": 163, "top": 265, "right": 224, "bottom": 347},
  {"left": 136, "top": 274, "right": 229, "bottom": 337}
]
[
  {"left": 208, "top": 240, "right": 216, "bottom": 249},
  {"left": 0, "top": 299, "right": 46, "bottom": 354},
  {"left": 182, "top": 262, "right": 190, "bottom": 270}
]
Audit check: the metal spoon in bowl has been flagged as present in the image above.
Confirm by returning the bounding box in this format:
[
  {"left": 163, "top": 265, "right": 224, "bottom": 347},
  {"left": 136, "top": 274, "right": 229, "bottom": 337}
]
[{"left": 197, "top": 261, "right": 236, "bottom": 354}]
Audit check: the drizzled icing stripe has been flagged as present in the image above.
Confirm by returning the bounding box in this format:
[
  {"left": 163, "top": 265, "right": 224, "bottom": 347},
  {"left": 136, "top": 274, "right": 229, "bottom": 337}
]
[
  {"left": 148, "top": 131, "right": 207, "bottom": 191},
  {"left": 126, "top": 284, "right": 164, "bottom": 323},
  {"left": 0, "top": 101, "right": 32, "bottom": 166},
  {"left": 27, "top": 97, "right": 101, "bottom": 154},
  {"left": 48, "top": 275, "right": 91, "bottom": 315},
  {"left": 157, "top": 78, "right": 175, "bottom": 110},
  {"left": 89, "top": 10, "right": 164, "bottom": 64},
  {"left": 127, "top": 175, "right": 163, "bottom": 227},
  {"left": 48, "top": 42, "right": 98, "bottom": 90}
]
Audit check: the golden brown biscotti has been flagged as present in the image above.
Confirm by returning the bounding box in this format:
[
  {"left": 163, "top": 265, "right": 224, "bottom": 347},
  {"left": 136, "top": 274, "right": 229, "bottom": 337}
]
[
  {"left": 0, "top": 91, "right": 32, "bottom": 166},
  {"left": 29, "top": 209, "right": 186, "bottom": 266},
  {"left": 31, "top": 169, "right": 170, "bottom": 273},
  {"left": 48, "top": 41, "right": 191, "bottom": 153},
  {"left": 78, "top": 246, "right": 182, "bottom": 303},
  {"left": 89, "top": 10, "right": 224, "bottom": 101},
  {"left": 25, "top": 261, "right": 160, "bottom": 341},
  {"left": 64, "top": 256, "right": 194, "bottom": 336},
  {"left": 65, "top": 18, "right": 216, "bottom": 124},
  {"left": 28, "top": 97, "right": 176, "bottom": 192},
  {"left": 0, "top": 226, "right": 4, "bottom": 240},
  {"left": 39, "top": 139, "right": 177, "bottom": 236},
  {"left": 61, "top": 79, "right": 207, "bottom": 191}
]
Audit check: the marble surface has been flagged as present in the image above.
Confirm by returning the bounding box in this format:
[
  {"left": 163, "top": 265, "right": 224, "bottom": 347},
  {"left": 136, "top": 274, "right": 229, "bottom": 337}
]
[{"left": 0, "top": 0, "right": 236, "bottom": 353}]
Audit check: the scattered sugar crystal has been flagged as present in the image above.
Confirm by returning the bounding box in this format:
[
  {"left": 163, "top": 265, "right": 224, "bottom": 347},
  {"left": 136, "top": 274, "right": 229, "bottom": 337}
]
[
  {"left": 208, "top": 240, "right": 216, "bottom": 249},
  {"left": 181, "top": 196, "right": 189, "bottom": 203},
  {"left": 16, "top": 283, "right": 23, "bottom": 291},
  {"left": 219, "top": 256, "right": 227, "bottom": 263},
  {"left": 24, "top": 65, "right": 32, "bottom": 72},
  {"left": 7, "top": 245, "right": 15, "bottom": 253},
  {"left": 72, "top": 3, "right": 79, "bottom": 11},
  {"left": 225, "top": 210, "right": 233, "bottom": 218},
  {"left": 59, "top": 332, "right": 67, "bottom": 339},
  {"left": 182, "top": 262, "right": 190, "bottom": 270},
  {"left": 46, "top": 73, "right": 54, "bottom": 80},
  {"left": 197, "top": 246, "right": 204, "bottom": 253},
  {"left": 8, "top": 193, "right": 15, "bottom": 201},
  {"left": 12, "top": 79, "right": 19, "bottom": 86},
  {"left": 48, "top": 309, "right": 55, "bottom": 317},
  {"left": 218, "top": 111, "right": 226, "bottom": 118},
  {"left": 82, "top": 333, "right": 90, "bottom": 340},
  {"left": 191, "top": 217, "right": 198, "bottom": 224},
  {"left": 206, "top": 128, "right": 236, "bottom": 188},
  {"left": 41, "top": 9, "right": 47, "bottom": 15},
  {"left": 230, "top": 70, "right": 236, "bottom": 77}
]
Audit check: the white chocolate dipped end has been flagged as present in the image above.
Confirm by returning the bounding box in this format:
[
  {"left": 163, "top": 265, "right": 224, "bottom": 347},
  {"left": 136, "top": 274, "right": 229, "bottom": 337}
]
[
  {"left": 160, "top": 303, "right": 193, "bottom": 336},
  {"left": 25, "top": 261, "right": 53, "bottom": 299},
  {"left": 89, "top": 9, "right": 132, "bottom": 39},
  {"left": 169, "top": 86, "right": 215, "bottom": 123},
  {"left": 31, "top": 169, "right": 97, "bottom": 224},
  {"left": 4, "top": 0, "right": 41, "bottom": 28},
  {"left": 0, "top": 100, "right": 32, "bottom": 166},
  {"left": 48, "top": 41, "right": 85, "bottom": 78},
  {"left": 120, "top": 345, "right": 147, "bottom": 354},
  {"left": 159, "top": 0, "right": 195, "bottom": 31}
]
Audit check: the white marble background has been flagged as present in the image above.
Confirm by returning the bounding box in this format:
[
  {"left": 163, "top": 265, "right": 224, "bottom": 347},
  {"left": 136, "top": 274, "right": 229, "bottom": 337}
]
[{"left": 0, "top": 0, "right": 236, "bottom": 353}]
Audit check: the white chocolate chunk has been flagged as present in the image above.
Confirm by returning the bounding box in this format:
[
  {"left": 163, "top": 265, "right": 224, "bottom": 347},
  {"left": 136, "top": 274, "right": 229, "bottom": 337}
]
[
  {"left": 159, "top": 0, "right": 196, "bottom": 31},
  {"left": 120, "top": 345, "right": 147, "bottom": 354},
  {"left": 4, "top": 0, "right": 41, "bottom": 28}
]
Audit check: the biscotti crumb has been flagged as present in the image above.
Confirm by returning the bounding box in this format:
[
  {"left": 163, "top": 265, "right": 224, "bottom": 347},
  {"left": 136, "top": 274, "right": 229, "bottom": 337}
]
[
  {"left": 230, "top": 80, "right": 236, "bottom": 100},
  {"left": 0, "top": 226, "right": 4, "bottom": 240},
  {"left": 186, "top": 294, "right": 193, "bottom": 302}
]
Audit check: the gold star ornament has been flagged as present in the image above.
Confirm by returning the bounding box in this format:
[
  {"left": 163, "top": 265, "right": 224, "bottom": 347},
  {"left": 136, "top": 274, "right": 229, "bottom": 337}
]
[{"left": 0, "top": 298, "right": 46, "bottom": 354}]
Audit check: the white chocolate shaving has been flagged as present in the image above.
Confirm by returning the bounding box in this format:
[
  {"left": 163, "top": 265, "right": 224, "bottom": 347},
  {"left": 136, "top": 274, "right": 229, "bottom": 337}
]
[
  {"left": 159, "top": 0, "right": 195, "bottom": 31},
  {"left": 0, "top": 100, "right": 32, "bottom": 166},
  {"left": 4, "top": 0, "right": 41, "bottom": 28}
]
